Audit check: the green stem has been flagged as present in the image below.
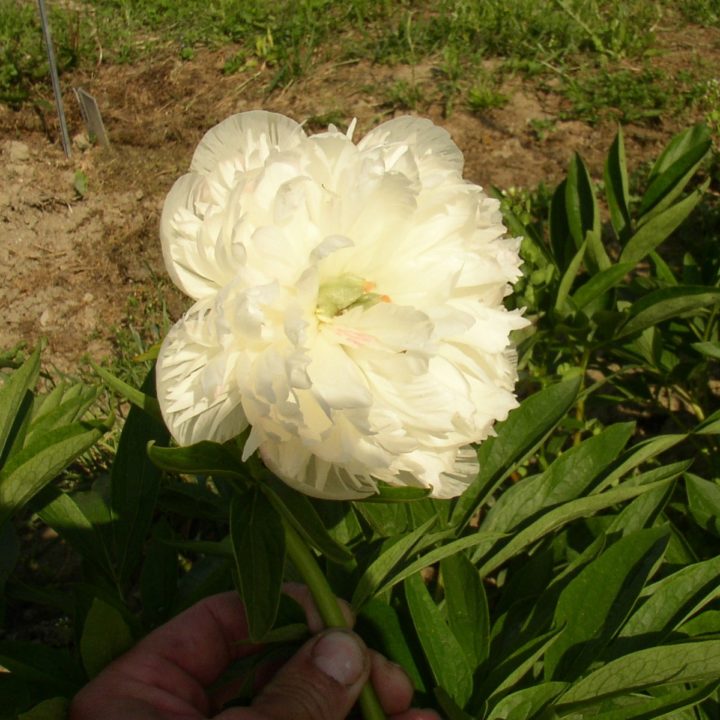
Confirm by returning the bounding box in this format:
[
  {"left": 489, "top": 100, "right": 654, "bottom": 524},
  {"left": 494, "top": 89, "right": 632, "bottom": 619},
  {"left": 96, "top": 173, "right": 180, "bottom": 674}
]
[{"left": 283, "top": 519, "right": 386, "bottom": 720}]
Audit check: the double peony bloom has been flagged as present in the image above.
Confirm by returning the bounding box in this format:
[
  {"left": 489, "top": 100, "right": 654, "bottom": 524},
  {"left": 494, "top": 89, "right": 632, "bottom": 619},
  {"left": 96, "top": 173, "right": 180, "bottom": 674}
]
[{"left": 157, "top": 111, "right": 528, "bottom": 500}]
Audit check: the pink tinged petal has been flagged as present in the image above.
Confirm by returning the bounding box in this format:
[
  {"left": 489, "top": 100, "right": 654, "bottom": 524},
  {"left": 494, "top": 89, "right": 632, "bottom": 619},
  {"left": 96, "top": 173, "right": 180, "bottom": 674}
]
[
  {"left": 190, "top": 111, "right": 305, "bottom": 176},
  {"left": 331, "top": 303, "right": 434, "bottom": 353},
  {"left": 156, "top": 302, "right": 248, "bottom": 446}
]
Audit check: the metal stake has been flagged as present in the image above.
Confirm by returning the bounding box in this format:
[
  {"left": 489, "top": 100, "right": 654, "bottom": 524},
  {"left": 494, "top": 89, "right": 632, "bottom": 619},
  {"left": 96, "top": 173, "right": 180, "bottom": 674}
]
[{"left": 37, "top": 0, "right": 72, "bottom": 158}]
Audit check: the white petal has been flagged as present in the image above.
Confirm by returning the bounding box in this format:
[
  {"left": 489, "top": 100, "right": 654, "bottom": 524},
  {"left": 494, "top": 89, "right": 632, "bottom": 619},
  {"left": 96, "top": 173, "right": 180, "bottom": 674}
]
[
  {"left": 156, "top": 300, "right": 248, "bottom": 446},
  {"left": 358, "top": 116, "right": 464, "bottom": 175},
  {"left": 190, "top": 111, "right": 305, "bottom": 176}
]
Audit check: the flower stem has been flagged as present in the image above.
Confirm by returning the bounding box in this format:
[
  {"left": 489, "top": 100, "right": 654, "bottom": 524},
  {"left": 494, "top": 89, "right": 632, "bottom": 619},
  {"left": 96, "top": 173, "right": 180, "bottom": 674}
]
[{"left": 283, "top": 520, "right": 387, "bottom": 720}]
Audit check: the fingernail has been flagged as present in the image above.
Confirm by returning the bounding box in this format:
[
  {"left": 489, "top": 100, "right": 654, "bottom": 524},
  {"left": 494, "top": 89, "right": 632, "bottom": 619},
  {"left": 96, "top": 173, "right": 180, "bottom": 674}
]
[{"left": 312, "top": 630, "right": 366, "bottom": 686}]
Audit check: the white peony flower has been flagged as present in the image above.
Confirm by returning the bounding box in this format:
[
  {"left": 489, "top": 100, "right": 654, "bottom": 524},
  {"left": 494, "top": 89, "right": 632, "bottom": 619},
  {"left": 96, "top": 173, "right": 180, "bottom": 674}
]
[{"left": 156, "top": 111, "right": 529, "bottom": 500}]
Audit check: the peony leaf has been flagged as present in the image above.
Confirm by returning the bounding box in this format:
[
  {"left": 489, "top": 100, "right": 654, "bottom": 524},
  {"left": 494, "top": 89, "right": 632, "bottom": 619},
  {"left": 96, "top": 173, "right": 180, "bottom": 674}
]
[
  {"left": 363, "top": 484, "right": 433, "bottom": 503},
  {"left": 476, "top": 478, "right": 673, "bottom": 575},
  {"left": 639, "top": 123, "right": 711, "bottom": 219},
  {"left": 480, "top": 422, "right": 635, "bottom": 535},
  {"left": 571, "top": 262, "right": 635, "bottom": 312},
  {"left": 619, "top": 182, "right": 708, "bottom": 265},
  {"left": 0, "top": 345, "right": 40, "bottom": 465},
  {"left": 556, "top": 640, "right": 720, "bottom": 708},
  {"left": 0, "top": 641, "right": 84, "bottom": 697},
  {"left": 80, "top": 598, "right": 134, "bottom": 678},
  {"left": 593, "top": 434, "right": 685, "bottom": 493},
  {"left": 25, "top": 386, "right": 99, "bottom": 447},
  {"left": 486, "top": 681, "right": 567, "bottom": 720},
  {"left": 37, "top": 489, "right": 112, "bottom": 578},
  {"left": 441, "top": 553, "right": 489, "bottom": 672},
  {"left": 111, "top": 368, "right": 169, "bottom": 584},
  {"left": 477, "top": 627, "right": 562, "bottom": 704},
  {"left": 140, "top": 520, "right": 178, "bottom": 627},
  {"left": 351, "top": 516, "right": 436, "bottom": 610},
  {"left": 544, "top": 527, "right": 669, "bottom": 681},
  {"left": 554, "top": 240, "right": 587, "bottom": 314},
  {"left": 616, "top": 554, "right": 720, "bottom": 650},
  {"left": 17, "top": 697, "right": 69, "bottom": 720},
  {"left": 451, "top": 377, "right": 581, "bottom": 531},
  {"left": 404, "top": 573, "right": 473, "bottom": 707},
  {"left": 358, "top": 599, "right": 425, "bottom": 692},
  {"left": 603, "top": 127, "right": 632, "bottom": 243},
  {"left": 230, "top": 488, "right": 285, "bottom": 641},
  {"left": 686, "top": 474, "right": 720, "bottom": 536},
  {"left": 374, "top": 530, "right": 505, "bottom": 598},
  {"left": 0, "top": 422, "right": 104, "bottom": 528},
  {"left": 696, "top": 406, "right": 720, "bottom": 435},
  {"left": 147, "top": 440, "right": 248, "bottom": 479},
  {"left": 92, "top": 361, "right": 163, "bottom": 424},
  {"left": 262, "top": 480, "right": 353, "bottom": 564},
  {"left": 560, "top": 681, "right": 720, "bottom": 720}
]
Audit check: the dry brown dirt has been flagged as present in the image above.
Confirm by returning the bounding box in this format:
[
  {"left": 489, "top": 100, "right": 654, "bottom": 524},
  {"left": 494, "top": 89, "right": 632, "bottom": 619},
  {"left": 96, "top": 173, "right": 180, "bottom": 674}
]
[{"left": 1, "top": 23, "right": 718, "bottom": 373}]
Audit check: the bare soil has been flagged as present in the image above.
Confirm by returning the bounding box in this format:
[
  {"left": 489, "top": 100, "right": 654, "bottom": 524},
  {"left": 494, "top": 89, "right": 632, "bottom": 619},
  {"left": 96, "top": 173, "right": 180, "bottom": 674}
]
[{"left": 1, "top": 22, "right": 718, "bottom": 372}]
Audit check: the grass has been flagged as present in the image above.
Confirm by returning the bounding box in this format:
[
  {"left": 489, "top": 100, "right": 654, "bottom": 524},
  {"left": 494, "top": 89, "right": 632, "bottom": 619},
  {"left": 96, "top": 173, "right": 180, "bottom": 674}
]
[{"left": 2, "top": 0, "right": 716, "bottom": 126}]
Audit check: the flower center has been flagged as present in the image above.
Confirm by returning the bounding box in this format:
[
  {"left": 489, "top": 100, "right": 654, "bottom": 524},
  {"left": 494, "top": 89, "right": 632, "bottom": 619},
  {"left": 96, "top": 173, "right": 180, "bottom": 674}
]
[{"left": 316, "top": 273, "right": 390, "bottom": 320}]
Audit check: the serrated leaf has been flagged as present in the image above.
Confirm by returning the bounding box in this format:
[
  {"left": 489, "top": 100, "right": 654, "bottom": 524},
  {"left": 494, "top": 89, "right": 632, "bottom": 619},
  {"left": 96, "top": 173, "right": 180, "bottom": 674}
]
[
  {"left": 571, "top": 262, "right": 634, "bottom": 312},
  {"left": 476, "top": 479, "right": 672, "bottom": 575},
  {"left": 615, "top": 286, "right": 720, "bottom": 339},
  {"left": 545, "top": 528, "right": 669, "bottom": 681},
  {"left": 441, "top": 553, "right": 489, "bottom": 671},
  {"left": 230, "top": 489, "right": 285, "bottom": 640},
  {"left": 404, "top": 573, "right": 473, "bottom": 707},
  {"left": 351, "top": 516, "right": 436, "bottom": 609},
  {"left": 556, "top": 639, "right": 720, "bottom": 708},
  {"left": 619, "top": 183, "right": 708, "bottom": 265},
  {"left": 451, "top": 378, "right": 581, "bottom": 531},
  {"left": 80, "top": 598, "right": 133, "bottom": 678},
  {"left": 604, "top": 127, "right": 632, "bottom": 243},
  {"left": 0, "top": 422, "right": 104, "bottom": 527},
  {"left": 92, "top": 362, "right": 162, "bottom": 423}
]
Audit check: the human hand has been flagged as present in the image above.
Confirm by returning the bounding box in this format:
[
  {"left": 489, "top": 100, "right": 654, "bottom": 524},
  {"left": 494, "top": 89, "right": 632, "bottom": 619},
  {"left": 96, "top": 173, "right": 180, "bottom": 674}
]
[{"left": 69, "top": 585, "right": 441, "bottom": 720}]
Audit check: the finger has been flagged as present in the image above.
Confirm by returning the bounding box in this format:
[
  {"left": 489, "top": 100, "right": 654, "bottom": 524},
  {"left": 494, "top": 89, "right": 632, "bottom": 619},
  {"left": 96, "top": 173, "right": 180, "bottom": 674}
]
[
  {"left": 368, "top": 651, "right": 414, "bottom": 716},
  {"left": 216, "top": 629, "right": 370, "bottom": 720},
  {"left": 283, "top": 582, "right": 355, "bottom": 632}
]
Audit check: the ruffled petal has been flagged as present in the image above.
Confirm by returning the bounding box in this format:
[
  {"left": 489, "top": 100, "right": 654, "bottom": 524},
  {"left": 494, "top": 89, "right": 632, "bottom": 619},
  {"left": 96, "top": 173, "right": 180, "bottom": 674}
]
[
  {"left": 156, "top": 299, "right": 248, "bottom": 446},
  {"left": 190, "top": 111, "right": 305, "bottom": 175}
]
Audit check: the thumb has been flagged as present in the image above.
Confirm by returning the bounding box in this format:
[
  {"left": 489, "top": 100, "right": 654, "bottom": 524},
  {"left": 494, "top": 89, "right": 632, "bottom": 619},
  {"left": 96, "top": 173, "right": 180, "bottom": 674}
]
[{"left": 219, "top": 629, "right": 370, "bottom": 720}]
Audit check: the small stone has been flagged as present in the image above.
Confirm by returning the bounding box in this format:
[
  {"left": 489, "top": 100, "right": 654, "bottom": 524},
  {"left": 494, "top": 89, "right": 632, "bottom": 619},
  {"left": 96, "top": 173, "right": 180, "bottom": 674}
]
[
  {"left": 39, "top": 308, "right": 52, "bottom": 327},
  {"left": 82, "top": 292, "right": 94, "bottom": 303},
  {"left": 8, "top": 141, "right": 30, "bottom": 162},
  {"left": 73, "top": 133, "right": 91, "bottom": 151}
]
